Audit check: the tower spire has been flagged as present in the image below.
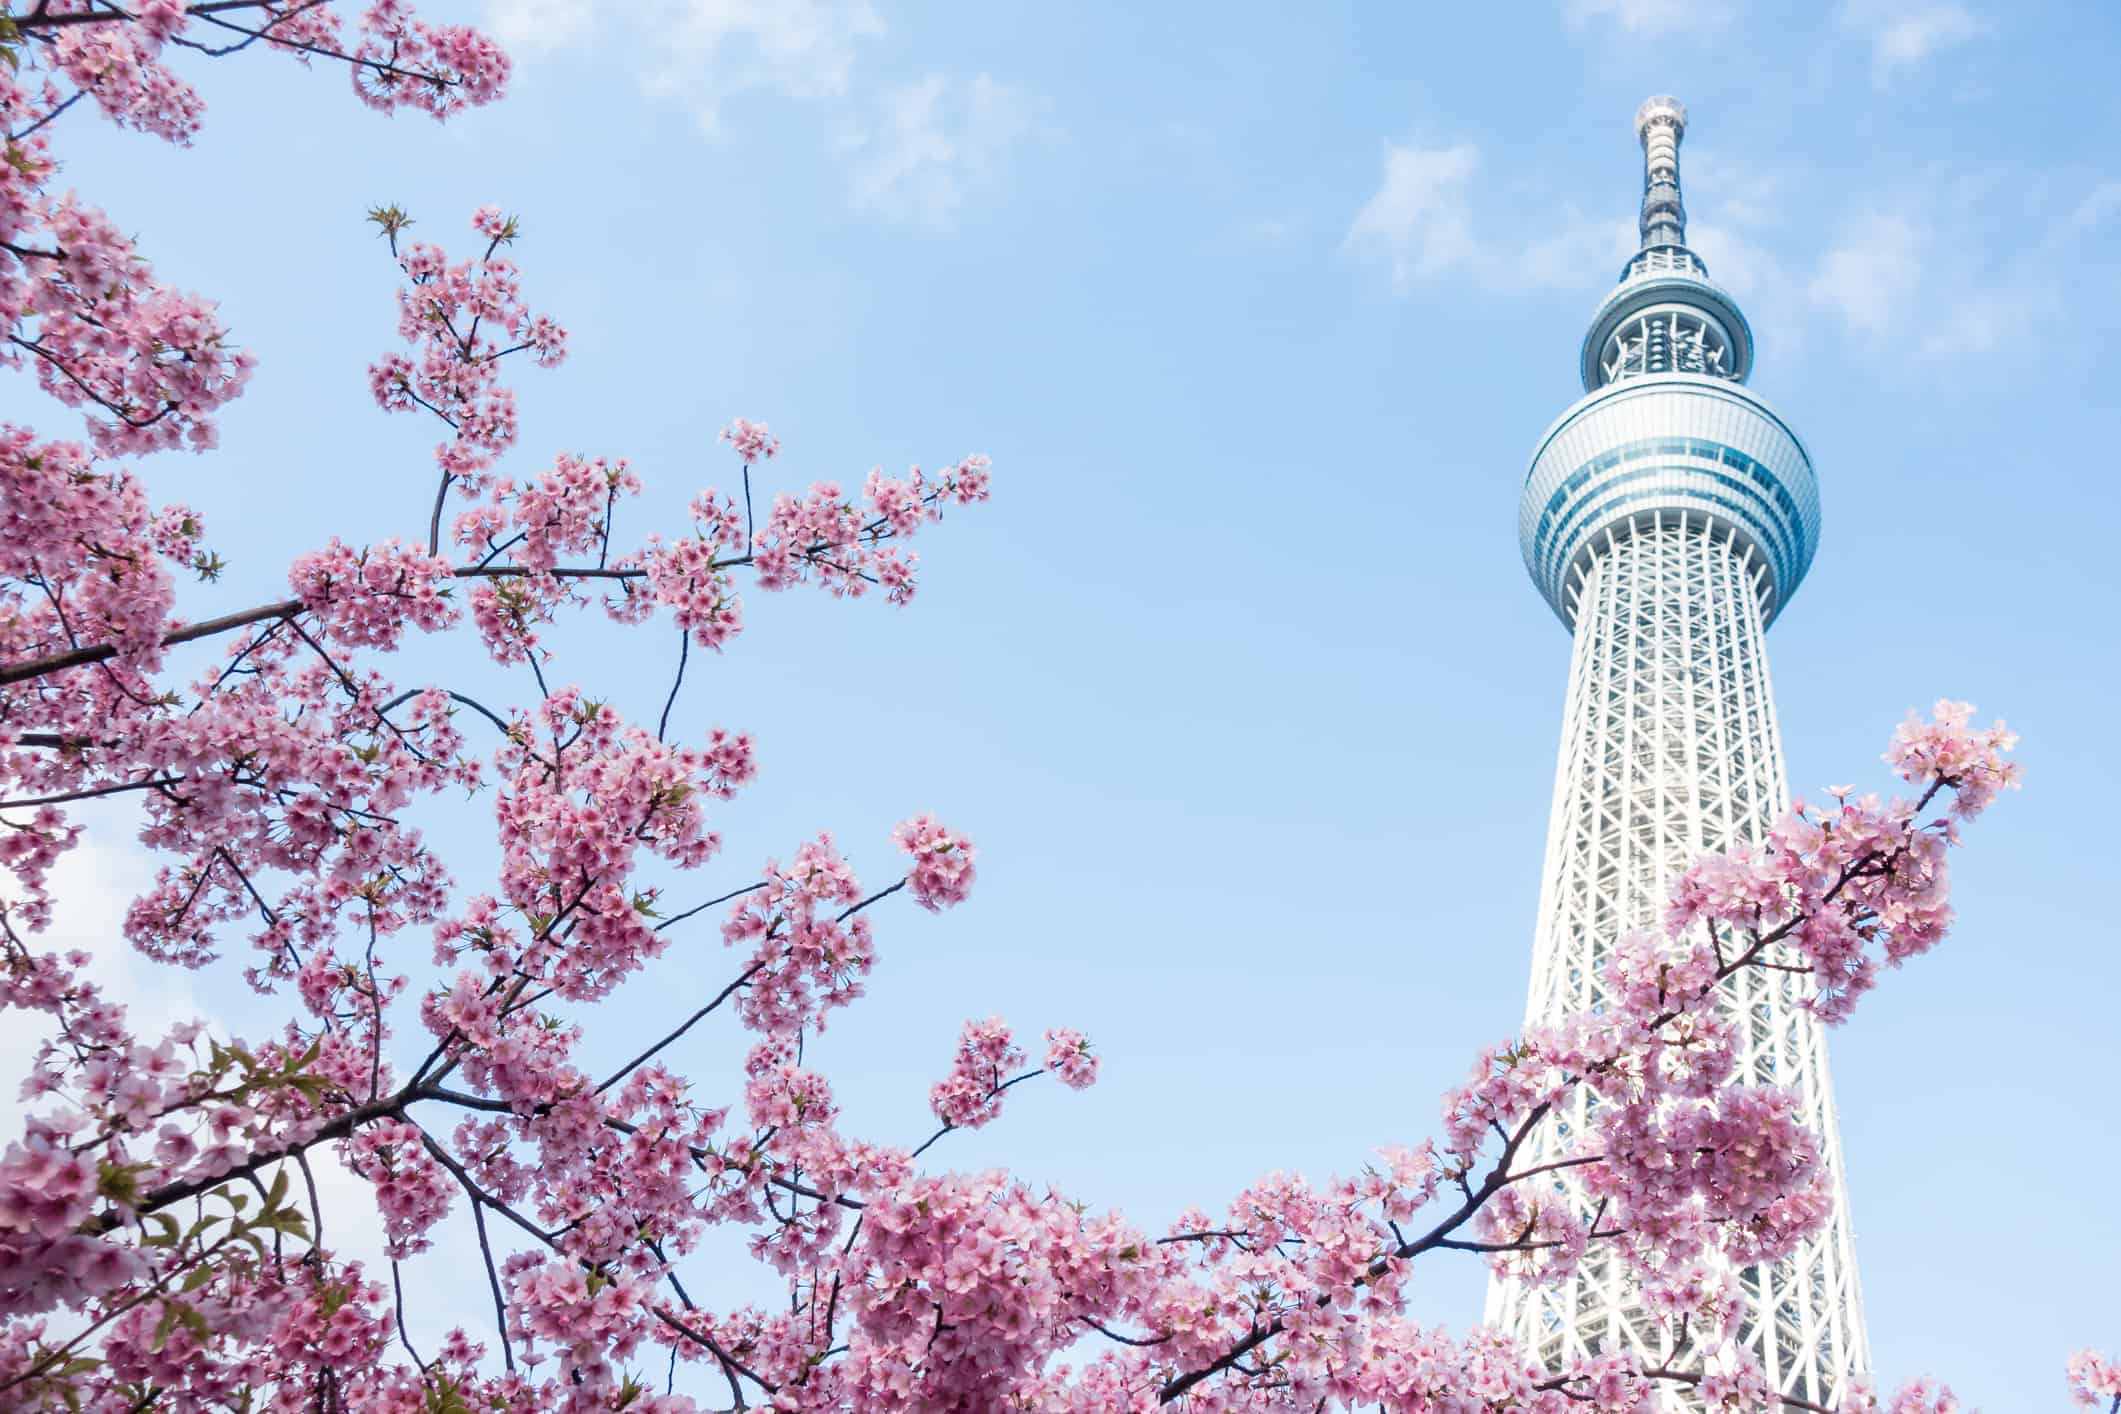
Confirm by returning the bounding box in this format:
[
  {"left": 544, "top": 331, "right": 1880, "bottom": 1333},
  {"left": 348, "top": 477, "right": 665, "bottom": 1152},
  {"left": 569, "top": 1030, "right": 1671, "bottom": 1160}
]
[
  {"left": 1577, "top": 95, "right": 1752, "bottom": 389},
  {"left": 1635, "top": 95, "right": 1689, "bottom": 251}
]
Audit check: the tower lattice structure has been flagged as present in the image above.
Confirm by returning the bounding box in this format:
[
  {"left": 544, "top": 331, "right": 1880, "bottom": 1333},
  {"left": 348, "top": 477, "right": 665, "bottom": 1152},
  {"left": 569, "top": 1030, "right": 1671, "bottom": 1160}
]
[{"left": 1484, "top": 98, "right": 1870, "bottom": 1407}]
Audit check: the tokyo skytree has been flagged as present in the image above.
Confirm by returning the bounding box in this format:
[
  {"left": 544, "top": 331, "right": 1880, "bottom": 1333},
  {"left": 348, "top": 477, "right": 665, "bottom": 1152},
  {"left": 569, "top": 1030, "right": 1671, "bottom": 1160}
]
[{"left": 1484, "top": 98, "right": 1869, "bottom": 1406}]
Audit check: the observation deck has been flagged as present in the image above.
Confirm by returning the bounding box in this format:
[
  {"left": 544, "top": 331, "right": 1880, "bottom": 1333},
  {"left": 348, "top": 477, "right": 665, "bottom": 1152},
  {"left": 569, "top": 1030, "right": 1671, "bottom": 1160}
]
[{"left": 1519, "top": 95, "right": 1819, "bottom": 629}]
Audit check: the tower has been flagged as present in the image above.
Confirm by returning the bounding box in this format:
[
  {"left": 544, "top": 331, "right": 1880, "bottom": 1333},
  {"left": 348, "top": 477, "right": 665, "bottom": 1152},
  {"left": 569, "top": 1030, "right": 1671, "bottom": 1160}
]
[{"left": 1484, "top": 99, "right": 1870, "bottom": 1405}]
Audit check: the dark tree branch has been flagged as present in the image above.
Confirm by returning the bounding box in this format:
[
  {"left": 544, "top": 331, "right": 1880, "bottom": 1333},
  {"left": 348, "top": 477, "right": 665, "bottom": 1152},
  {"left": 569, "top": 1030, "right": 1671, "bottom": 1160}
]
[{"left": 656, "top": 626, "right": 689, "bottom": 742}]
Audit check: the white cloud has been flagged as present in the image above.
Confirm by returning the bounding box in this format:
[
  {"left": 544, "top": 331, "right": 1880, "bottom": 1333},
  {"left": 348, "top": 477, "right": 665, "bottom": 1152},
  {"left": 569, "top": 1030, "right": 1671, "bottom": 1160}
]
[
  {"left": 1684, "top": 150, "right": 2054, "bottom": 363},
  {"left": 2070, "top": 179, "right": 2121, "bottom": 233},
  {"left": 839, "top": 74, "right": 1045, "bottom": 228},
  {"left": 1563, "top": 0, "right": 1736, "bottom": 33},
  {"left": 1680, "top": 149, "right": 1812, "bottom": 358},
  {"left": 1689, "top": 219, "right": 1809, "bottom": 360},
  {"left": 1343, "top": 141, "right": 1480, "bottom": 290},
  {"left": 1342, "top": 130, "right": 2070, "bottom": 368},
  {"left": 480, "top": 0, "right": 1039, "bottom": 233},
  {"left": 1519, "top": 209, "right": 1638, "bottom": 290},
  {"left": 1841, "top": 2, "right": 1985, "bottom": 79},
  {"left": 1737, "top": 198, "right": 2065, "bottom": 363},
  {"left": 1683, "top": 148, "right": 1786, "bottom": 231},
  {"left": 483, "top": 0, "right": 587, "bottom": 51},
  {"left": 1808, "top": 215, "right": 1924, "bottom": 334},
  {"left": 488, "top": 0, "right": 885, "bottom": 133},
  {"left": 1343, "top": 141, "right": 1628, "bottom": 295},
  {"left": 1919, "top": 283, "right": 2059, "bottom": 357},
  {"left": 1874, "top": 6, "right": 1983, "bottom": 67}
]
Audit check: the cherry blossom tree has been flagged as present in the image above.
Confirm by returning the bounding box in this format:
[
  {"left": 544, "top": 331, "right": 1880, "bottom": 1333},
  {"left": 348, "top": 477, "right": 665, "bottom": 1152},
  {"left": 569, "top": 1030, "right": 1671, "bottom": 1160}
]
[{"left": 0, "top": 3, "right": 2091, "bottom": 1410}]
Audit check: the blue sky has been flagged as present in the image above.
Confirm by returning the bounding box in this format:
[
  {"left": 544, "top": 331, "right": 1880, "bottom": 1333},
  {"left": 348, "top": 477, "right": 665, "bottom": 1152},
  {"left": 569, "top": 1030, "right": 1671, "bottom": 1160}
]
[{"left": 7, "top": 0, "right": 2119, "bottom": 1405}]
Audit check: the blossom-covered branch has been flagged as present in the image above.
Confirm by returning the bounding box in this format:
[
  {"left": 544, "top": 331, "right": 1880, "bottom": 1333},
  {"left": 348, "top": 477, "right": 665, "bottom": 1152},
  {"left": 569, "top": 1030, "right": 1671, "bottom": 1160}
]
[{"left": 0, "top": 6, "right": 2092, "bottom": 1410}]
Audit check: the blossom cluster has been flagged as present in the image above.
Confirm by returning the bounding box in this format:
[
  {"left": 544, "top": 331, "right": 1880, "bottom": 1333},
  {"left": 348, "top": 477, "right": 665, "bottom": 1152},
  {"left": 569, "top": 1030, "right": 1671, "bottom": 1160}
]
[
  {"left": 2071, "top": 1351, "right": 2121, "bottom": 1412},
  {"left": 368, "top": 211, "right": 566, "bottom": 499},
  {"left": 1042, "top": 1026, "right": 1101, "bottom": 1089},
  {"left": 928, "top": 1016, "right": 1027, "bottom": 1129},
  {"left": 289, "top": 537, "right": 459, "bottom": 649},
  {"left": 720, "top": 416, "right": 780, "bottom": 463},
  {"left": 0, "top": 428, "right": 204, "bottom": 869},
  {"left": 749, "top": 455, "right": 993, "bottom": 606},
  {"left": 892, "top": 812, "right": 977, "bottom": 910},
  {"left": 0, "top": 0, "right": 510, "bottom": 461}
]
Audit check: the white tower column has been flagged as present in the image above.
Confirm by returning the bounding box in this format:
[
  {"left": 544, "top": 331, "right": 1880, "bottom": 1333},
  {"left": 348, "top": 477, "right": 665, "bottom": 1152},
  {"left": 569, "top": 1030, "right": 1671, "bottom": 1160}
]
[
  {"left": 1487, "top": 514, "right": 1869, "bottom": 1406},
  {"left": 1487, "top": 99, "right": 1870, "bottom": 1409}
]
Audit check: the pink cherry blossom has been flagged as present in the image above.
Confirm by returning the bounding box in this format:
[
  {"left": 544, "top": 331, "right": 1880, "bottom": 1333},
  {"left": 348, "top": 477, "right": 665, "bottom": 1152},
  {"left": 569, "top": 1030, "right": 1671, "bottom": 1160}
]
[
  {"left": 1886, "top": 698, "right": 2023, "bottom": 818},
  {"left": 721, "top": 416, "right": 780, "bottom": 463},
  {"left": 893, "top": 813, "right": 976, "bottom": 911},
  {"left": 1043, "top": 1027, "right": 1101, "bottom": 1089},
  {"left": 0, "top": 15, "right": 2045, "bottom": 1406},
  {"left": 929, "top": 1016, "right": 1027, "bottom": 1129},
  {"left": 2071, "top": 1350, "right": 2121, "bottom": 1411}
]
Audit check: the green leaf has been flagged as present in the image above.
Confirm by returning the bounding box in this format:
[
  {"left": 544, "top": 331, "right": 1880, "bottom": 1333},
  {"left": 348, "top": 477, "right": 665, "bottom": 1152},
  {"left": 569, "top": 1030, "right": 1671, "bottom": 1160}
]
[
  {"left": 290, "top": 1073, "right": 333, "bottom": 1101},
  {"left": 149, "top": 1300, "right": 196, "bottom": 1353},
  {"left": 424, "top": 1375, "right": 475, "bottom": 1414},
  {"left": 365, "top": 204, "right": 415, "bottom": 239},
  {"left": 95, "top": 1159, "right": 152, "bottom": 1208},
  {"left": 257, "top": 1204, "right": 311, "bottom": 1239}
]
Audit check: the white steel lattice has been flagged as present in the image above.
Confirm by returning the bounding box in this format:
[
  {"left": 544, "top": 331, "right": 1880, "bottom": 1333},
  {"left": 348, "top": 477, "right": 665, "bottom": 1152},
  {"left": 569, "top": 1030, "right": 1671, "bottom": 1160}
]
[
  {"left": 1493, "top": 515, "right": 1874, "bottom": 1407},
  {"left": 1484, "top": 513, "right": 1870, "bottom": 1408}
]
